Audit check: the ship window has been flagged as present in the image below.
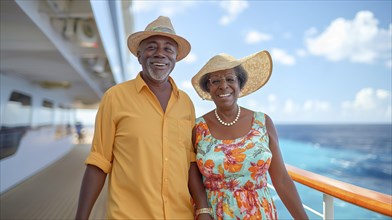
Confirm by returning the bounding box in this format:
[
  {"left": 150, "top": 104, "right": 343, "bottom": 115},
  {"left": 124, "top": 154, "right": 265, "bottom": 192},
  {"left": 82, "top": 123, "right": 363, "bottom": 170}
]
[
  {"left": 2, "top": 91, "right": 32, "bottom": 127},
  {"left": 1, "top": 91, "right": 31, "bottom": 159},
  {"left": 54, "top": 104, "right": 73, "bottom": 138},
  {"left": 43, "top": 100, "right": 54, "bottom": 108},
  {"left": 55, "top": 104, "right": 68, "bottom": 125},
  {"left": 36, "top": 99, "right": 54, "bottom": 126}
]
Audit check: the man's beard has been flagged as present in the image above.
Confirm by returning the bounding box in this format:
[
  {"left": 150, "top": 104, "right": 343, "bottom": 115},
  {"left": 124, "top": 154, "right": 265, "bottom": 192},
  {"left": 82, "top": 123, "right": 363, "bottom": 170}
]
[{"left": 146, "top": 65, "right": 171, "bottom": 82}]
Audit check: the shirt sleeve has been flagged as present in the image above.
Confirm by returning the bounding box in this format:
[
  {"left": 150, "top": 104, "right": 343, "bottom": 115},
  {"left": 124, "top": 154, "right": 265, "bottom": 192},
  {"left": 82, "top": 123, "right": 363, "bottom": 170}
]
[{"left": 85, "top": 91, "right": 115, "bottom": 173}]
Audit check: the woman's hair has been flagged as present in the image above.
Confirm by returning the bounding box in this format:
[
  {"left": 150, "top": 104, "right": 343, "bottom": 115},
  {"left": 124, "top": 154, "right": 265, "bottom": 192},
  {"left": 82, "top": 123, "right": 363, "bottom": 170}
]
[{"left": 199, "top": 65, "right": 248, "bottom": 92}]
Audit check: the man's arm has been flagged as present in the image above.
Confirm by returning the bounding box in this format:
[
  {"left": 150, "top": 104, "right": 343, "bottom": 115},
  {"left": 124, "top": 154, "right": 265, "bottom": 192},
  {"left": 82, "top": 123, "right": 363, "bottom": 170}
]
[{"left": 75, "top": 164, "right": 107, "bottom": 220}]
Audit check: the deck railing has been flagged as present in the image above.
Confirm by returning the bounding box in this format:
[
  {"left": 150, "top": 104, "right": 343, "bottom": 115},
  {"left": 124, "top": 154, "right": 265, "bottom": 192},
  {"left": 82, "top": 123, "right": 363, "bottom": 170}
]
[{"left": 271, "top": 164, "right": 392, "bottom": 219}]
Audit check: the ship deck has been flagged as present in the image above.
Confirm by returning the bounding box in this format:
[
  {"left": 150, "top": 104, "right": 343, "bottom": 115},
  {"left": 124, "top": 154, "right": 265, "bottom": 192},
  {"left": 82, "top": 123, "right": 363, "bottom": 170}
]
[{"left": 0, "top": 142, "right": 107, "bottom": 220}]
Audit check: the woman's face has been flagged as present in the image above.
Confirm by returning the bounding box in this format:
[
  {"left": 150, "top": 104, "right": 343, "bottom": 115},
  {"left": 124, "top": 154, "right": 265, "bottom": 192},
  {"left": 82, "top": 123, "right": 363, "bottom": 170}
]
[{"left": 207, "top": 68, "right": 240, "bottom": 108}]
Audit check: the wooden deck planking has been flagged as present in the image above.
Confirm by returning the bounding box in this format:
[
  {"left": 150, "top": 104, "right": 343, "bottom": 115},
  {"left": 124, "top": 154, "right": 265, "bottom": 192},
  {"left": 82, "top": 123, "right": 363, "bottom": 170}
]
[{"left": 0, "top": 143, "right": 107, "bottom": 220}]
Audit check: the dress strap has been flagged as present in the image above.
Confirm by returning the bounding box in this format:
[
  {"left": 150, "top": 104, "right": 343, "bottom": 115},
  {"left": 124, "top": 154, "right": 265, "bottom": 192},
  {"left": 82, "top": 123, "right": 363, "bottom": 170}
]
[{"left": 253, "top": 112, "right": 266, "bottom": 125}]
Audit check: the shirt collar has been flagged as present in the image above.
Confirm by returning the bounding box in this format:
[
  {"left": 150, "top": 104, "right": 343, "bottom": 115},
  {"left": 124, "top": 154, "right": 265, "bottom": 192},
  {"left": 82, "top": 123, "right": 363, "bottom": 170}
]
[{"left": 135, "top": 72, "right": 179, "bottom": 97}]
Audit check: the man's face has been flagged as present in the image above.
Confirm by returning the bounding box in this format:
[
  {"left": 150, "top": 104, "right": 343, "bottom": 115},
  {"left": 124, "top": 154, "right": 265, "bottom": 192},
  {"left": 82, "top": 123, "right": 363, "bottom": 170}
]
[{"left": 137, "top": 35, "right": 178, "bottom": 83}]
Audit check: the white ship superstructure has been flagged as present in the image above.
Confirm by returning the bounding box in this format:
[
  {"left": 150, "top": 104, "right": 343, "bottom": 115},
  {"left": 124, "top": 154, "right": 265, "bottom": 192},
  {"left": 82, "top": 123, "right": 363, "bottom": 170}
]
[{"left": 0, "top": 0, "right": 133, "bottom": 193}]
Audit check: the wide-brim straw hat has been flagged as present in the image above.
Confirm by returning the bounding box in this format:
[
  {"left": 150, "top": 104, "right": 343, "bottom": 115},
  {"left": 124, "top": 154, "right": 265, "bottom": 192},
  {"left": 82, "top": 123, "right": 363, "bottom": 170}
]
[
  {"left": 127, "top": 16, "right": 191, "bottom": 61},
  {"left": 192, "top": 50, "right": 273, "bottom": 100}
]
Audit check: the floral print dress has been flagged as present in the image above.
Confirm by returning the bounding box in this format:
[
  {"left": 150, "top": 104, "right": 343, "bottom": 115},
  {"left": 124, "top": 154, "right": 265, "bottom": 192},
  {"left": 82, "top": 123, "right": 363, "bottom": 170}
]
[{"left": 195, "top": 112, "right": 278, "bottom": 220}]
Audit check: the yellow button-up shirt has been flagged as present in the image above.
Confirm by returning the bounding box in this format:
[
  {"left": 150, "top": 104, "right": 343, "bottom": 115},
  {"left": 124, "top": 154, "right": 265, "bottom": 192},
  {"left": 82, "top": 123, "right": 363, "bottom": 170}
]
[{"left": 86, "top": 73, "right": 196, "bottom": 219}]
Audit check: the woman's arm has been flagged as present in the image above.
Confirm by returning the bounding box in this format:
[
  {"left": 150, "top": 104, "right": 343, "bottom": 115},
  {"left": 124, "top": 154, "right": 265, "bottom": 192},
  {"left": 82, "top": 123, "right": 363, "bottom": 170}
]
[
  {"left": 188, "top": 127, "right": 212, "bottom": 220},
  {"left": 75, "top": 164, "right": 107, "bottom": 220},
  {"left": 266, "top": 114, "right": 309, "bottom": 220}
]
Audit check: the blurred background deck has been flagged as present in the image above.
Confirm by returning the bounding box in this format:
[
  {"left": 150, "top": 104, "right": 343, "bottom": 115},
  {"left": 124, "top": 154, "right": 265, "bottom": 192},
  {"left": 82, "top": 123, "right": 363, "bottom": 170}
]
[{"left": 0, "top": 131, "right": 107, "bottom": 220}]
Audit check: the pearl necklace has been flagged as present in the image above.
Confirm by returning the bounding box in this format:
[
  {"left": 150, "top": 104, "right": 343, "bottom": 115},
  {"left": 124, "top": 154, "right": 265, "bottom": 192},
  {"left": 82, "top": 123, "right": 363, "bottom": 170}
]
[{"left": 214, "top": 105, "right": 241, "bottom": 126}]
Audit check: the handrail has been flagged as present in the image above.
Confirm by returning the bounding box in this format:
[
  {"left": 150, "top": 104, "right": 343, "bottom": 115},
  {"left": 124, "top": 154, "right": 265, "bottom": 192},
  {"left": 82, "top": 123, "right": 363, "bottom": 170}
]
[{"left": 286, "top": 164, "right": 392, "bottom": 217}]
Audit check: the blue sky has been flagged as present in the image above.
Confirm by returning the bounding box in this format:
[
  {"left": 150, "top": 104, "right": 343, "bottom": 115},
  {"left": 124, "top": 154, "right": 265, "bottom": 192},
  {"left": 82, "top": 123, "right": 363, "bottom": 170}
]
[{"left": 125, "top": 0, "right": 391, "bottom": 124}]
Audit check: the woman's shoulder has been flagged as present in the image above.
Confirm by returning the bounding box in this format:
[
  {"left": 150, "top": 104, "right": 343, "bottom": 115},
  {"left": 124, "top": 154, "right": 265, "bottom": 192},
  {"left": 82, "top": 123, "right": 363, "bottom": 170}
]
[
  {"left": 246, "top": 109, "right": 266, "bottom": 122},
  {"left": 245, "top": 109, "right": 275, "bottom": 127}
]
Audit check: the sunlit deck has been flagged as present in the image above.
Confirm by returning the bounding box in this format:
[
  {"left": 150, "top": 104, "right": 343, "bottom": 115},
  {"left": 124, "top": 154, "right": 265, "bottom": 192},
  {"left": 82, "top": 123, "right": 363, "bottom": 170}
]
[{"left": 0, "top": 143, "right": 107, "bottom": 220}]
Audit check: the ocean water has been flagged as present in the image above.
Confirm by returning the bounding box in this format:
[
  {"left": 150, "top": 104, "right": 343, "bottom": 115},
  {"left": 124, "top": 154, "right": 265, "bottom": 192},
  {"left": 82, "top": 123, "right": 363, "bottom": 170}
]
[{"left": 272, "top": 124, "right": 392, "bottom": 220}]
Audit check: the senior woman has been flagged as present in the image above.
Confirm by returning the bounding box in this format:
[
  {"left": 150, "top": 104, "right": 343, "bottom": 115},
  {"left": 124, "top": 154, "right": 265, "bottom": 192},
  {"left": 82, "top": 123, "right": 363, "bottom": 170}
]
[{"left": 189, "top": 50, "right": 309, "bottom": 219}]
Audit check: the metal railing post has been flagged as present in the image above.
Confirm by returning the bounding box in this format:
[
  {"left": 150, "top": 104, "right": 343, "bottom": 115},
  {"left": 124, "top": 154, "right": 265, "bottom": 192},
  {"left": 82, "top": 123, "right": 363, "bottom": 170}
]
[{"left": 323, "top": 194, "right": 334, "bottom": 220}]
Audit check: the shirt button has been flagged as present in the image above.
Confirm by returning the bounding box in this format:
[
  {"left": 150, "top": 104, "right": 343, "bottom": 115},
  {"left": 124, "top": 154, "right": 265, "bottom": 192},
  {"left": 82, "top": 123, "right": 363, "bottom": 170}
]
[
  {"left": 165, "top": 158, "right": 168, "bottom": 161},
  {"left": 165, "top": 178, "right": 168, "bottom": 182}
]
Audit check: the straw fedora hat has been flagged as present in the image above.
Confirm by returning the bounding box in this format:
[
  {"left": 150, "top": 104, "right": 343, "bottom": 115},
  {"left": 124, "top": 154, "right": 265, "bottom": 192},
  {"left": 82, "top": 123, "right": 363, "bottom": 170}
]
[
  {"left": 127, "top": 16, "right": 191, "bottom": 61},
  {"left": 191, "top": 50, "right": 273, "bottom": 100}
]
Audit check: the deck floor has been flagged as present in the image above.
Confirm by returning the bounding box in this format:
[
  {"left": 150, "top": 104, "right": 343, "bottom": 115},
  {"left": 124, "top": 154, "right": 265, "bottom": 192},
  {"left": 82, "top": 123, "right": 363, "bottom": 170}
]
[{"left": 0, "top": 143, "right": 107, "bottom": 220}]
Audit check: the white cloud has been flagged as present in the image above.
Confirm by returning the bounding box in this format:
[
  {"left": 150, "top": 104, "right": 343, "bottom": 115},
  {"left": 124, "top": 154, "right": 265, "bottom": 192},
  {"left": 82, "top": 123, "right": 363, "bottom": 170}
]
[
  {"left": 241, "top": 96, "right": 276, "bottom": 114},
  {"left": 303, "top": 100, "right": 331, "bottom": 112},
  {"left": 132, "top": 1, "right": 196, "bottom": 16},
  {"left": 305, "top": 11, "right": 392, "bottom": 65},
  {"left": 237, "top": 92, "right": 390, "bottom": 123},
  {"left": 376, "top": 89, "right": 390, "bottom": 100},
  {"left": 268, "top": 94, "right": 277, "bottom": 102},
  {"left": 245, "top": 31, "right": 272, "bottom": 44},
  {"left": 179, "top": 80, "right": 193, "bottom": 90},
  {"left": 296, "top": 49, "right": 307, "bottom": 57},
  {"left": 183, "top": 52, "right": 197, "bottom": 64},
  {"left": 271, "top": 48, "right": 296, "bottom": 65},
  {"left": 211, "top": 88, "right": 390, "bottom": 123},
  {"left": 341, "top": 88, "right": 391, "bottom": 122},
  {"left": 283, "top": 99, "right": 297, "bottom": 114},
  {"left": 267, "top": 94, "right": 278, "bottom": 113},
  {"left": 219, "top": 0, "right": 249, "bottom": 26},
  {"left": 354, "top": 88, "right": 378, "bottom": 110}
]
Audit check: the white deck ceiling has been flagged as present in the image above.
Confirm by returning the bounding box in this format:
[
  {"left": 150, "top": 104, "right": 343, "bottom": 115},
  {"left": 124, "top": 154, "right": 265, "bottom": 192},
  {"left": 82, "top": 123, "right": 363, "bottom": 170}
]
[{"left": 0, "top": 0, "right": 133, "bottom": 107}]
